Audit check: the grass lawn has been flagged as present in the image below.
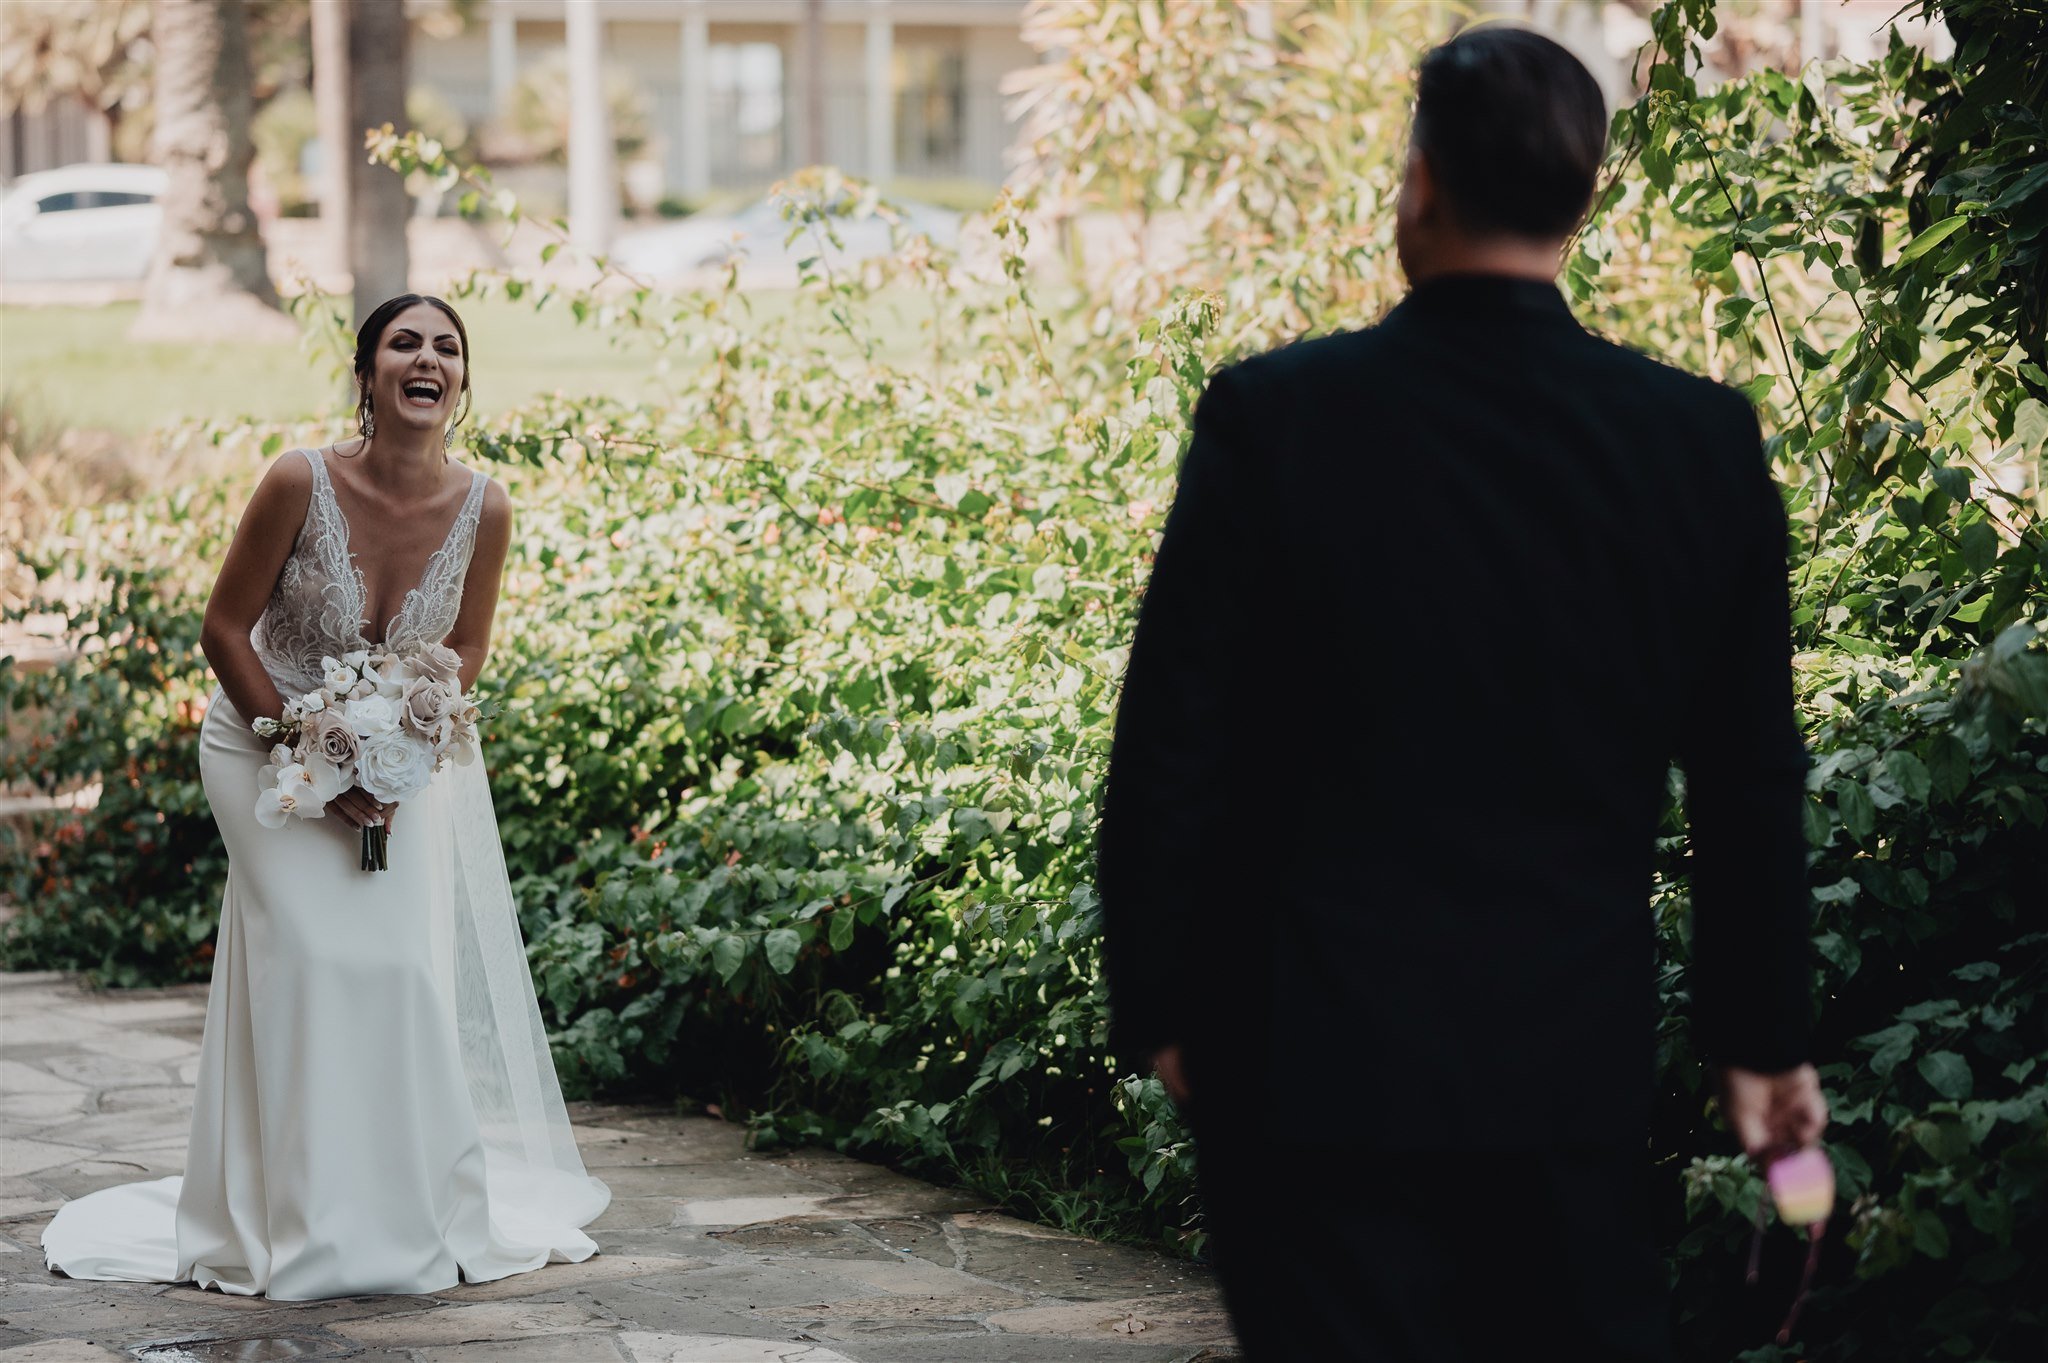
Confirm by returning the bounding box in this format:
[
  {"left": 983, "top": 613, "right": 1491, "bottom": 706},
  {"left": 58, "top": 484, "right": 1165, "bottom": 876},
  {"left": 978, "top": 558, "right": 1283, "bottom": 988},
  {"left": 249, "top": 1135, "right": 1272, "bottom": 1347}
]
[{"left": 2, "top": 289, "right": 937, "bottom": 440}]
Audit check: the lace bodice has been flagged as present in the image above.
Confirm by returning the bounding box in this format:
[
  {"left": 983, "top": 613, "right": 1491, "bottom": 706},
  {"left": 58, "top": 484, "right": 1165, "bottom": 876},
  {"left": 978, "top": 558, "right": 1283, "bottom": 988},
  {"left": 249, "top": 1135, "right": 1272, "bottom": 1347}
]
[{"left": 251, "top": 448, "right": 489, "bottom": 697}]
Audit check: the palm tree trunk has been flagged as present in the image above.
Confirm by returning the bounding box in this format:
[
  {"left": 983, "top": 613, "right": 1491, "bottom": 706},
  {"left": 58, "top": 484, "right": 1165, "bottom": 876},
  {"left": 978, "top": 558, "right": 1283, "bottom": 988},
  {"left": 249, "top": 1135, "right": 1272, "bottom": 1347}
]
[
  {"left": 347, "top": 0, "right": 411, "bottom": 328},
  {"left": 312, "top": 0, "right": 350, "bottom": 272},
  {"left": 129, "top": 0, "right": 291, "bottom": 341}
]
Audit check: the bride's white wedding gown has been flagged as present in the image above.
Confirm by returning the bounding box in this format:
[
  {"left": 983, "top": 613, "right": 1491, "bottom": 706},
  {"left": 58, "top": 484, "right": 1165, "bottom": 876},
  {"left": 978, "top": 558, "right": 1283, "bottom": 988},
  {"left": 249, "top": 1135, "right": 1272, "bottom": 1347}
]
[{"left": 42, "top": 447, "right": 609, "bottom": 1300}]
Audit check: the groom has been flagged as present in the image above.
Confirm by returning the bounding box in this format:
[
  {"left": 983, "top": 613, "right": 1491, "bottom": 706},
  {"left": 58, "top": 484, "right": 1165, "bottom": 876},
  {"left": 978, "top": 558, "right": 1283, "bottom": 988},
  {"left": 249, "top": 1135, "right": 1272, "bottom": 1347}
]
[{"left": 1098, "top": 24, "right": 1826, "bottom": 1363}]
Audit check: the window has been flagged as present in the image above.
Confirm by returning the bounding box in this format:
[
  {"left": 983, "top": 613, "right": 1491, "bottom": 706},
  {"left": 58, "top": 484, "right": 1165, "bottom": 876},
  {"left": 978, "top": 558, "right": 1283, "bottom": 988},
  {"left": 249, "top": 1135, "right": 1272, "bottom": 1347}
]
[
  {"left": 35, "top": 189, "right": 155, "bottom": 213},
  {"left": 707, "top": 42, "right": 785, "bottom": 183},
  {"left": 893, "top": 44, "right": 967, "bottom": 176}
]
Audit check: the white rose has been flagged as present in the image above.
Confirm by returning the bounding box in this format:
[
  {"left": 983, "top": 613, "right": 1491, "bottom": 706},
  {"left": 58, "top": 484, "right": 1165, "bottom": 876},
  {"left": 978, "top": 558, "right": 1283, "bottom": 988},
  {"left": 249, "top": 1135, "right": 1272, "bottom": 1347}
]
[
  {"left": 321, "top": 656, "right": 358, "bottom": 693},
  {"left": 299, "top": 690, "right": 327, "bottom": 714},
  {"left": 343, "top": 693, "right": 400, "bottom": 736},
  {"left": 342, "top": 648, "right": 370, "bottom": 670},
  {"left": 355, "top": 728, "right": 436, "bottom": 803}
]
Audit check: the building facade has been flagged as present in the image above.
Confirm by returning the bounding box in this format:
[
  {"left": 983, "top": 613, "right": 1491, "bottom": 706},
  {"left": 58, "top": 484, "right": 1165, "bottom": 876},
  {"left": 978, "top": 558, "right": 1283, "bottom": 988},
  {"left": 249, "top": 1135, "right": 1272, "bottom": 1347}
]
[{"left": 413, "top": 0, "right": 1036, "bottom": 198}]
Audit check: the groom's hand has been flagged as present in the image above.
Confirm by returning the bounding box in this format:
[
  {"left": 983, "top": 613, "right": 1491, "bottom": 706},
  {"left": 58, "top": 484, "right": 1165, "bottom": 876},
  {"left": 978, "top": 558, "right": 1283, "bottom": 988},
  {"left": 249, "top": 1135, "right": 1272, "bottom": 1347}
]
[
  {"left": 1719, "top": 1062, "right": 1827, "bottom": 1162},
  {"left": 1151, "top": 1044, "right": 1191, "bottom": 1106}
]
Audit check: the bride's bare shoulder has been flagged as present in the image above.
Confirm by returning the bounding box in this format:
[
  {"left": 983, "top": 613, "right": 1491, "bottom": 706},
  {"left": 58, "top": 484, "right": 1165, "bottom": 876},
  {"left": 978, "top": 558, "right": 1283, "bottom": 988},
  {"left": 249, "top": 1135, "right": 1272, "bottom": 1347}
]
[
  {"left": 480, "top": 472, "right": 512, "bottom": 518},
  {"left": 241, "top": 444, "right": 319, "bottom": 528}
]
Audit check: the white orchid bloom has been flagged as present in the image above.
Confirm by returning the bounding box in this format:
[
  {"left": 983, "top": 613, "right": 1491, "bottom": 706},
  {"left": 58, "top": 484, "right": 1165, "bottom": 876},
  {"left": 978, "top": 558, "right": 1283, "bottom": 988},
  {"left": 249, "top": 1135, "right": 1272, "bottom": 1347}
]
[
  {"left": 252, "top": 762, "right": 324, "bottom": 827},
  {"left": 253, "top": 787, "right": 298, "bottom": 828},
  {"left": 302, "top": 754, "right": 351, "bottom": 804}
]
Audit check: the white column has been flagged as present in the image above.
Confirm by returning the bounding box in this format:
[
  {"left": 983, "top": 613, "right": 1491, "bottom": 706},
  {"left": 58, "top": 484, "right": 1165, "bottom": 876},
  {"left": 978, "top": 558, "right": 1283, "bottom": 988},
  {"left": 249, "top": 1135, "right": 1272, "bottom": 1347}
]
[
  {"left": 679, "top": 1, "right": 710, "bottom": 198},
  {"left": 865, "top": 1, "right": 894, "bottom": 187},
  {"left": 798, "top": 0, "right": 825, "bottom": 169},
  {"left": 489, "top": 4, "right": 517, "bottom": 111},
  {"left": 566, "top": 0, "right": 617, "bottom": 251}
]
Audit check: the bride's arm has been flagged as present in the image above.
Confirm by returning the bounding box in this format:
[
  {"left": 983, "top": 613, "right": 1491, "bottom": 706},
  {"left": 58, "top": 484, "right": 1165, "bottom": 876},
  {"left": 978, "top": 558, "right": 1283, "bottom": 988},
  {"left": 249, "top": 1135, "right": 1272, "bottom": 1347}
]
[
  {"left": 200, "top": 453, "right": 314, "bottom": 726},
  {"left": 445, "top": 479, "right": 514, "bottom": 692}
]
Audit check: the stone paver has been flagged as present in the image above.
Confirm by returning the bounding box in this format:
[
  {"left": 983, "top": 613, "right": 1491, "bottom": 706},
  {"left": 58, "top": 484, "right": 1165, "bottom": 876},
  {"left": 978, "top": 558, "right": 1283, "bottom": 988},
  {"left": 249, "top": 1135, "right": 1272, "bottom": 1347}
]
[{"left": 0, "top": 973, "right": 1239, "bottom": 1361}]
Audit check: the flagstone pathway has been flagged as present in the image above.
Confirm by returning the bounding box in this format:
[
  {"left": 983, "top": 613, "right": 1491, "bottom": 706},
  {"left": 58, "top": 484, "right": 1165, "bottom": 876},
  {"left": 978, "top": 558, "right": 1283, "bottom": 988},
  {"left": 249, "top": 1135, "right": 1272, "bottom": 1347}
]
[{"left": 0, "top": 972, "right": 1239, "bottom": 1363}]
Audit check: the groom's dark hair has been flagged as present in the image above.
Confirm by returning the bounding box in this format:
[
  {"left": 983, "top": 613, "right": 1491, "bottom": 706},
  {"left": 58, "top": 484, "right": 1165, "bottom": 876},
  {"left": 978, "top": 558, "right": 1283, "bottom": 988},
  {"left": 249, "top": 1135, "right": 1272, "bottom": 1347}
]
[{"left": 1411, "top": 24, "right": 1609, "bottom": 240}]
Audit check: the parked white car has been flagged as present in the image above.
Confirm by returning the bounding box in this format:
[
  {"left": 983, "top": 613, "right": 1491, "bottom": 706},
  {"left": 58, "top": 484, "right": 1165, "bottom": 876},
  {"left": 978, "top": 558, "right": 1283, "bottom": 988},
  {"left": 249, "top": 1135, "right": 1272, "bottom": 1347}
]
[
  {"left": 610, "top": 193, "right": 961, "bottom": 282},
  {"left": 0, "top": 163, "right": 167, "bottom": 284}
]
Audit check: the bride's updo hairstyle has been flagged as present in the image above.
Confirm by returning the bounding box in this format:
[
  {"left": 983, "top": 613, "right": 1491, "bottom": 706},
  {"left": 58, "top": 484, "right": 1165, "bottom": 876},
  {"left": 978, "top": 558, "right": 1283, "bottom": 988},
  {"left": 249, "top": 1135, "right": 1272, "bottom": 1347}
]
[{"left": 350, "top": 293, "right": 474, "bottom": 451}]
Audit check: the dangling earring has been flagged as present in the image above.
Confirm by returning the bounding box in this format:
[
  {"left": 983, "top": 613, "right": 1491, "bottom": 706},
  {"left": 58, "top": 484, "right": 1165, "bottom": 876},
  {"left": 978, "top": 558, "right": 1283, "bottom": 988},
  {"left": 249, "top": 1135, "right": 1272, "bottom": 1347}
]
[
  {"left": 443, "top": 426, "right": 455, "bottom": 452},
  {"left": 359, "top": 391, "right": 376, "bottom": 441}
]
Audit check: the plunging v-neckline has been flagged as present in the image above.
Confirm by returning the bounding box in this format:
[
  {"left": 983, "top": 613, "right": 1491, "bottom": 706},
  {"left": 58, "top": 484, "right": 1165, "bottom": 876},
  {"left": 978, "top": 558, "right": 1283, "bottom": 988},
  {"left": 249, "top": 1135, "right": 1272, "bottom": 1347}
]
[{"left": 320, "top": 455, "right": 477, "bottom": 648}]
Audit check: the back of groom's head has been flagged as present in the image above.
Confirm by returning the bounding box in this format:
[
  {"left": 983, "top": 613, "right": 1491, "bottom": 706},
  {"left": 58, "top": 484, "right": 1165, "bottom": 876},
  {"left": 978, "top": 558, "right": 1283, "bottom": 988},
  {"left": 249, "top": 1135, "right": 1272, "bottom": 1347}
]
[{"left": 1410, "top": 25, "right": 1608, "bottom": 241}]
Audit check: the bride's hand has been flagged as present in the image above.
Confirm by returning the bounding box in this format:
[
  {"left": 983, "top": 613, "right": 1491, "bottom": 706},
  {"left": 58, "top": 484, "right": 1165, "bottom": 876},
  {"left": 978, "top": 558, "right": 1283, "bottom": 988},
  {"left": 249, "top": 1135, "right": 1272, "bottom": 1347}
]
[{"left": 331, "top": 786, "right": 393, "bottom": 832}]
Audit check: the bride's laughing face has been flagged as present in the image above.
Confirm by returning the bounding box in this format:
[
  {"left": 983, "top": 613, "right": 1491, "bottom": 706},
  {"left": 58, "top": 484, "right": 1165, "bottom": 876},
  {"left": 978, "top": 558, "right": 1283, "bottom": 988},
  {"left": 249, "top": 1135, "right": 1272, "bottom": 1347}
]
[{"left": 366, "top": 302, "right": 467, "bottom": 438}]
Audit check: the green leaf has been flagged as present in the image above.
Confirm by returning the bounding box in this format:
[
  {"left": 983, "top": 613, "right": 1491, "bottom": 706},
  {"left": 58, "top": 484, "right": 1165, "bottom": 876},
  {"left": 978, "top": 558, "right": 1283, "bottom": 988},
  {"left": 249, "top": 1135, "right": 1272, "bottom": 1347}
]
[
  {"left": 711, "top": 934, "right": 746, "bottom": 984},
  {"left": 1736, "top": 374, "right": 1776, "bottom": 405},
  {"left": 763, "top": 927, "right": 801, "bottom": 974},
  {"left": 1927, "top": 733, "right": 1971, "bottom": 801},
  {"left": 1959, "top": 520, "right": 1998, "bottom": 574},
  {"left": 1898, "top": 215, "right": 1967, "bottom": 262},
  {"left": 1641, "top": 135, "right": 1675, "bottom": 190},
  {"left": 1858, "top": 1022, "right": 1917, "bottom": 1077},
  {"left": 1801, "top": 798, "right": 1832, "bottom": 847},
  {"left": 1814, "top": 876, "right": 1860, "bottom": 905},
  {"left": 1885, "top": 751, "right": 1933, "bottom": 803},
  {"left": 1837, "top": 780, "right": 1877, "bottom": 840},
  {"left": 1691, "top": 236, "right": 1733, "bottom": 274},
  {"left": 1918, "top": 1050, "right": 1973, "bottom": 1101},
  {"left": 828, "top": 908, "right": 856, "bottom": 952},
  {"left": 1911, "top": 1207, "right": 1952, "bottom": 1259},
  {"left": 2013, "top": 398, "right": 2048, "bottom": 454}
]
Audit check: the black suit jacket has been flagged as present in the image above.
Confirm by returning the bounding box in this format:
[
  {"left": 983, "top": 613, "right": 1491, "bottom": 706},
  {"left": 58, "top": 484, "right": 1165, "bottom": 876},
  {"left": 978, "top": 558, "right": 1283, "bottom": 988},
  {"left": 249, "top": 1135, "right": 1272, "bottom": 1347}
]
[{"left": 1097, "top": 273, "right": 1812, "bottom": 1148}]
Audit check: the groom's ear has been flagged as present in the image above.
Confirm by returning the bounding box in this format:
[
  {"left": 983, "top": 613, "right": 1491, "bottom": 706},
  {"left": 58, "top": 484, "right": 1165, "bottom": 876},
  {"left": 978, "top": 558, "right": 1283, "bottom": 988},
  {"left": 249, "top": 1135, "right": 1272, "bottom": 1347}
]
[{"left": 1398, "top": 145, "right": 1440, "bottom": 226}]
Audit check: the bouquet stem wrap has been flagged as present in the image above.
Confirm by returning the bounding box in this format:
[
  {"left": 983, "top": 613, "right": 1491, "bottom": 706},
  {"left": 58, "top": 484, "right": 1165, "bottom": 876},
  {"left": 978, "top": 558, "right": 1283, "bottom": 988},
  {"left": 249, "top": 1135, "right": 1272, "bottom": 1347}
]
[{"left": 361, "top": 824, "right": 389, "bottom": 872}]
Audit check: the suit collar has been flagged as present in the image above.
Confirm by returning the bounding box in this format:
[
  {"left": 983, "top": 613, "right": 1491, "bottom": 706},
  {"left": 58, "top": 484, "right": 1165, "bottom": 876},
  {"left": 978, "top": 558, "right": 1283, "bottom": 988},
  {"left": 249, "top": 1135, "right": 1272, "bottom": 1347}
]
[{"left": 1393, "top": 272, "right": 1578, "bottom": 324}]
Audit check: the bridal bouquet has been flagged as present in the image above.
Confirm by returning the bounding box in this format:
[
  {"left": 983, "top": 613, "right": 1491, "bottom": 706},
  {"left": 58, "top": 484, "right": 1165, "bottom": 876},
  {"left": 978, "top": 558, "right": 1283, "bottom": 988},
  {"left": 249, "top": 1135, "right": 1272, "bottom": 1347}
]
[{"left": 249, "top": 643, "right": 481, "bottom": 870}]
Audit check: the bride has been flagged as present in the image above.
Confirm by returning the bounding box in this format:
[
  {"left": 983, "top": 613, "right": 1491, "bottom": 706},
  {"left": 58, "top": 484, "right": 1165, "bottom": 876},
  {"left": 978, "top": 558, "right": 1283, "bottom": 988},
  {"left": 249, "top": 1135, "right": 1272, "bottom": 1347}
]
[{"left": 42, "top": 294, "right": 610, "bottom": 1299}]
